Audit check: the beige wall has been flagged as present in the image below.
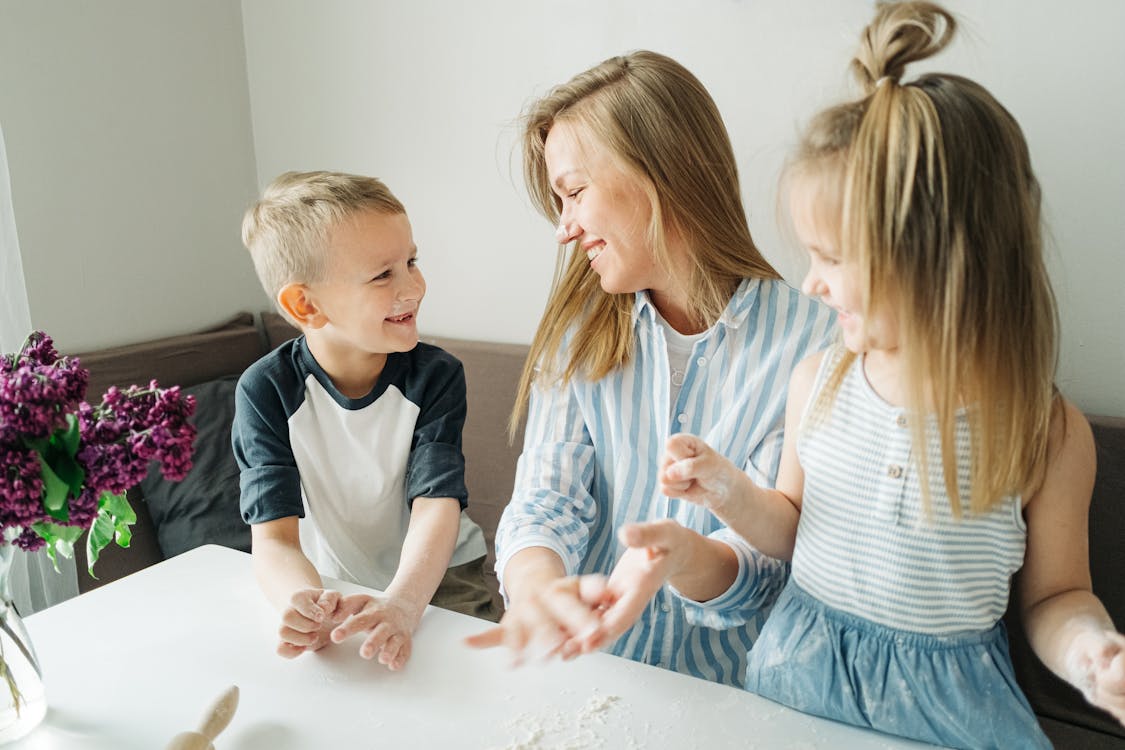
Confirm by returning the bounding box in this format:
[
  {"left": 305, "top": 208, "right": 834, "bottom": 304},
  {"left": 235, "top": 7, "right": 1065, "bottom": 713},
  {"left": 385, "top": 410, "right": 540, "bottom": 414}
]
[
  {"left": 0, "top": 0, "right": 267, "bottom": 352},
  {"left": 241, "top": 0, "right": 1125, "bottom": 416},
  {"left": 1, "top": 1, "right": 1120, "bottom": 416}
]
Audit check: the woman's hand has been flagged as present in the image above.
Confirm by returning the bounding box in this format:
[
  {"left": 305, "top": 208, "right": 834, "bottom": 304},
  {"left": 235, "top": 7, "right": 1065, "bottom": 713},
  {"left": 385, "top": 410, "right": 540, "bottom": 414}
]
[
  {"left": 464, "top": 573, "right": 610, "bottom": 663},
  {"left": 595, "top": 520, "right": 694, "bottom": 643}
]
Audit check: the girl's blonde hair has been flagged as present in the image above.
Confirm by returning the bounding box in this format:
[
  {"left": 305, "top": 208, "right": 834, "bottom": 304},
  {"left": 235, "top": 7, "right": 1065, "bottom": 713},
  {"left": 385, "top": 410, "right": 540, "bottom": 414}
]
[
  {"left": 241, "top": 171, "right": 405, "bottom": 323},
  {"left": 796, "top": 2, "right": 1057, "bottom": 515},
  {"left": 513, "top": 50, "right": 780, "bottom": 434}
]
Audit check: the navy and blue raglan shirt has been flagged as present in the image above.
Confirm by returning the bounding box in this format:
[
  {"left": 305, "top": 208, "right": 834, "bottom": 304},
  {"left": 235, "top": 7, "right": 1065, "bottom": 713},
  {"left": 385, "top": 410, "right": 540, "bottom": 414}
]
[{"left": 233, "top": 336, "right": 486, "bottom": 591}]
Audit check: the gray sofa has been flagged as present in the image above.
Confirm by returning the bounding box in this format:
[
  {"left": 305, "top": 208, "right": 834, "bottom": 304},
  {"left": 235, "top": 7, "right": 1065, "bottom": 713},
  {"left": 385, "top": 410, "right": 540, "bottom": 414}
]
[{"left": 71, "top": 312, "right": 1124, "bottom": 749}]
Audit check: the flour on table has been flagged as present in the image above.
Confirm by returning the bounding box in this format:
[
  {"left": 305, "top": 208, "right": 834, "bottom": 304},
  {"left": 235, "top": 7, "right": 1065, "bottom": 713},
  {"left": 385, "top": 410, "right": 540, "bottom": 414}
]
[{"left": 489, "top": 688, "right": 641, "bottom": 750}]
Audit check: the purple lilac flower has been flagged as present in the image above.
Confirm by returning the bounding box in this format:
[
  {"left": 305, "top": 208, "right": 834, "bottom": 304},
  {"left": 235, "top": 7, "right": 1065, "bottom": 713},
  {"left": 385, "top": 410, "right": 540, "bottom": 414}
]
[
  {"left": 17, "top": 331, "right": 59, "bottom": 367},
  {"left": 77, "top": 441, "right": 151, "bottom": 496},
  {"left": 65, "top": 486, "right": 100, "bottom": 530},
  {"left": 0, "top": 446, "right": 48, "bottom": 531},
  {"left": 78, "top": 384, "right": 196, "bottom": 492},
  {"left": 0, "top": 364, "right": 70, "bottom": 443},
  {"left": 0, "top": 333, "right": 89, "bottom": 445}
]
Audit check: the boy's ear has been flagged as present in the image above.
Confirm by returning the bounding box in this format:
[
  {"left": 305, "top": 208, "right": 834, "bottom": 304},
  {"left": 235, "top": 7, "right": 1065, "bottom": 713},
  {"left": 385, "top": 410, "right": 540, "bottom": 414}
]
[{"left": 277, "top": 283, "right": 327, "bottom": 329}]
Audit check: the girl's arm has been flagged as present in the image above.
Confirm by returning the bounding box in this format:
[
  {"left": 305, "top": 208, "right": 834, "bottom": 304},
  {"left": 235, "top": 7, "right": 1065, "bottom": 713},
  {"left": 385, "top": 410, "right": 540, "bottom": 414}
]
[
  {"left": 658, "top": 350, "right": 819, "bottom": 562},
  {"left": 1020, "top": 398, "right": 1125, "bottom": 725}
]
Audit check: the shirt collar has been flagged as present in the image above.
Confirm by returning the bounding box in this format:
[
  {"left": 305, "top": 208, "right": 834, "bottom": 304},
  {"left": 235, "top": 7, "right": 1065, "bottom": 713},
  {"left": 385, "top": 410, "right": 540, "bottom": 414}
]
[{"left": 632, "top": 278, "right": 762, "bottom": 331}]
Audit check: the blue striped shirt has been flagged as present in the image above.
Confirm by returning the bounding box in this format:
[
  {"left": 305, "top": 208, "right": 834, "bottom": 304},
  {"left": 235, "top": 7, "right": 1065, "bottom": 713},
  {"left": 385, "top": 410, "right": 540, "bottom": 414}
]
[{"left": 496, "top": 278, "right": 835, "bottom": 686}]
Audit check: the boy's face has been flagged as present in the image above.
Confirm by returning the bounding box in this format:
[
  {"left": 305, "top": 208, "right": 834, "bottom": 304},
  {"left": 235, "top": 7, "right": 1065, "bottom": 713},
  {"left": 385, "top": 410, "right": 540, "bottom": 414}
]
[{"left": 307, "top": 209, "right": 425, "bottom": 357}]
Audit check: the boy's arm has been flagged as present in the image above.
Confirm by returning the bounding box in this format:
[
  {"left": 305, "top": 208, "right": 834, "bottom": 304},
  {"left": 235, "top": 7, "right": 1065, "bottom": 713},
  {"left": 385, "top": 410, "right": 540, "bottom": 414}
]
[
  {"left": 251, "top": 516, "right": 322, "bottom": 607},
  {"left": 327, "top": 497, "right": 461, "bottom": 669},
  {"left": 251, "top": 517, "right": 342, "bottom": 658},
  {"left": 385, "top": 496, "right": 461, "bottom": 613},
  {"left": 1021, "top": 399, "right": 1125, "bottom": 725}
]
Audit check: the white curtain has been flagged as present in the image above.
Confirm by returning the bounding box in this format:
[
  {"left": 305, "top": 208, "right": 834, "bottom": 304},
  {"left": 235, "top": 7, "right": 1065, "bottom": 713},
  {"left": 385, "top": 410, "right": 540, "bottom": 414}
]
[{"left": 1, "top": 123, "right": 79, "bottom": 614}]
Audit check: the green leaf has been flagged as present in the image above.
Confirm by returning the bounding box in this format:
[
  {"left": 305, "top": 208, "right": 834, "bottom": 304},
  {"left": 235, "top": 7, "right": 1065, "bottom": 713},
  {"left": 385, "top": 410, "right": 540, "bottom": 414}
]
[
  {"left": 52, "top": 452, "right": 85, "bottom": 498},
  {"left": 29, "top": 521, "right": 83, "bottom": 572},
  {"left": 99, "top": 491, "right": 136, "bottom": 549},
  {"left": 59, "top": 413, "right": 81, "bottom": 455},
  {"left": 100, "top": 491, "right": 136, "bottom": 523},
  {"left": 37, "top": 454, "right": 70, "bottom": 517},
  {"left": 85, "top": 511, "right": 116, "bottom": 576}
]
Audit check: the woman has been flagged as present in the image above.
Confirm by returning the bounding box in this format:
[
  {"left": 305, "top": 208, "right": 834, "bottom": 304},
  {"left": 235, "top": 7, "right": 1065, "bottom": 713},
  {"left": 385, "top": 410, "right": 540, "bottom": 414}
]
[{"left": 466, "top": 50, "right": 834, "bottom": 687}]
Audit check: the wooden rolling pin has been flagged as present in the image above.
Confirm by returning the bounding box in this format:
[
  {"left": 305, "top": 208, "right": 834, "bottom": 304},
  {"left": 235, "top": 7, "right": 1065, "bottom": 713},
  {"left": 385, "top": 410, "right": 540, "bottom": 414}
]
[{"left": 165, "top": 685, "right": 240, "bottom": 750}]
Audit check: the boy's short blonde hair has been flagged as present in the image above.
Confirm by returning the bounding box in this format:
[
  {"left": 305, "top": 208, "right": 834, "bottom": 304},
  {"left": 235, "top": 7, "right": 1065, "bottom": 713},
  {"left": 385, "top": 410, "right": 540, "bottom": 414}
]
[{"left": 241, "top": 171, "right": 405, "bottom": 309}]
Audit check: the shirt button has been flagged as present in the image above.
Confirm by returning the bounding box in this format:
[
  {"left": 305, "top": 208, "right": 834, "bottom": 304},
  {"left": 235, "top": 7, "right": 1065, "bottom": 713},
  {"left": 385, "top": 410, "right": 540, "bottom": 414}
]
[
  {"left": 676, "top": 414, "right": 687, "bottom": 424},
  {"left": 895, "top": 415, "right": 907, "bottom": 427},
  {"left": 696, "top": 356, "right": 707, "bottom": 366},
  {"left": 887, "top": 464, "right": 903, "bottom": 479},
  {"left": 660, "top": 602, "right": 671, "bottom": 613}
]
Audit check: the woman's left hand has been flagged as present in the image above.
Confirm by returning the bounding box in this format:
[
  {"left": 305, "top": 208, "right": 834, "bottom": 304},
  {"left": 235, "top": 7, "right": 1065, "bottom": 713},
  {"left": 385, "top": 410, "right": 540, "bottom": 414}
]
[{"left": 589, "top": 520, "right": 695, "bottom": 648}]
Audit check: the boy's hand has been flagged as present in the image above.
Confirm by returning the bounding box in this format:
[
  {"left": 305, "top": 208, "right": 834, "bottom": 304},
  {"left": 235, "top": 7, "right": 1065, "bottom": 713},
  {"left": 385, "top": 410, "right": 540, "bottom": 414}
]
[
  {"left": 464, "top": 574, "right": 611, "bottom": 663},
  {"left": 277, "top": 588, "right": 342, "bottom": 658},
  {"left": 330, "top": 593, "right": 424, "bottom": 670},
  {"left": 1066, "top": 629, "right": 1125, "bottom": 725}
]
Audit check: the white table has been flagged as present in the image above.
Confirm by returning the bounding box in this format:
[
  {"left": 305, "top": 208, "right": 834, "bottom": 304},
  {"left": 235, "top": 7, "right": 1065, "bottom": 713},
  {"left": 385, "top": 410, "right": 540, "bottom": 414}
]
[{"left": 17, "top": 545, "right": 937, "bottom": 749}]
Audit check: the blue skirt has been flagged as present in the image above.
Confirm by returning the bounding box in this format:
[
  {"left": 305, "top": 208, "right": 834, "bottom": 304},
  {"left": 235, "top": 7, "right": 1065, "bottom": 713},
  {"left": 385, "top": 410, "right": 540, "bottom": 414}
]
[{"left": 745, "top": 582, "right": 1051, "bottom": 750}]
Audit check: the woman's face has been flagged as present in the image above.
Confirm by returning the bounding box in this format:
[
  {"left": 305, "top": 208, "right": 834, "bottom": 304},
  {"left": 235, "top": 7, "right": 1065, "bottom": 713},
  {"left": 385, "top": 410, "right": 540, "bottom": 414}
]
[{"left": 544, "top": 121, "right": 674, "bottom": 300}]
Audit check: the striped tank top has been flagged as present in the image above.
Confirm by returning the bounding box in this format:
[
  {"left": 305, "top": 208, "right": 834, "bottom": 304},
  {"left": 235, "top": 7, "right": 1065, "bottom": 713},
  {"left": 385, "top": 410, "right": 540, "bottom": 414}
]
[{"left": 791, "top": 346, "right": 1027, "bottom": 634}]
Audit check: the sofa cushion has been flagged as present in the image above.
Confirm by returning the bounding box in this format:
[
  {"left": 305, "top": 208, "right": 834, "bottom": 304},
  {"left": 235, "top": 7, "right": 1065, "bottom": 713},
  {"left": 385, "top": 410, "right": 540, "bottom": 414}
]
[
  {"left": 74, "top": 314, "right": 266, "bottom": 592},
  {"left": 138, "top": 375, "right": 250, "bottom": 558}
]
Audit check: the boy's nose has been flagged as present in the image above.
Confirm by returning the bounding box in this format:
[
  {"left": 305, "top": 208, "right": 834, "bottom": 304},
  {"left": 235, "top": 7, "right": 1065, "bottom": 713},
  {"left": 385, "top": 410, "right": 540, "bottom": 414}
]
[{"left": 398, "top": 272, "right": 425, "bottom": 302}]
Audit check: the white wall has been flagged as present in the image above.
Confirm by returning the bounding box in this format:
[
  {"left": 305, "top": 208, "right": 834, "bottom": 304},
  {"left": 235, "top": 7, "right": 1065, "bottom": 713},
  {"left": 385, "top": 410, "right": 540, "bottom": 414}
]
[
  {"left": 241, "top": 0, "right": 1125, "bottom": 417},
  {"left": 0, "top": 0, "right": 268, "bottom": 352}
]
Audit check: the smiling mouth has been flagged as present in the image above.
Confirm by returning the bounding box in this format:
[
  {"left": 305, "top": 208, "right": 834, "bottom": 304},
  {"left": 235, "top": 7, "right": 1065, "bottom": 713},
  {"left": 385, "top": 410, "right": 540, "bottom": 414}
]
[
  {"left": 585, "top": 244, "right": 604, "bottom": 261},
  {"left": 386, "top": 312, "right": 414, "bottom": 324}
]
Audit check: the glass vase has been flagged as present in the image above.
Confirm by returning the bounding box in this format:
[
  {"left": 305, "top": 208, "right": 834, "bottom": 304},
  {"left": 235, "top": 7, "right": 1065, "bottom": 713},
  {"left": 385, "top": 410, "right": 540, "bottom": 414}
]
[{"left": 0, "top": 542, "right": 47, "bottom": 744}]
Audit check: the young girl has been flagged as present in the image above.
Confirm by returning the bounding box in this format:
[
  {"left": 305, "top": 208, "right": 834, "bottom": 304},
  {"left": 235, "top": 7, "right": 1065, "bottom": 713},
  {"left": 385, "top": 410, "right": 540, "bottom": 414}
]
[{"left": 618, "top": 3, "right": 1125, "bottom": 747}]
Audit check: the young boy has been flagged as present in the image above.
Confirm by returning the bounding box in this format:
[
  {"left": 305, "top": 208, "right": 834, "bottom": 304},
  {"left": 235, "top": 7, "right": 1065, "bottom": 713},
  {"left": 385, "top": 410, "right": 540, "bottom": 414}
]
[{"left": 234, "top": 171, "right": 498, "bottom": 671}]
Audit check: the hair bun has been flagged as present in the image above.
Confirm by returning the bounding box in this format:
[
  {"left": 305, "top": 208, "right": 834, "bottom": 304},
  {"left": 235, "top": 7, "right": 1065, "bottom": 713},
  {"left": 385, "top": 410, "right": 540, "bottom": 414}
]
[{"left": 851, "top": 1, "right": 956, "bottom": 94}]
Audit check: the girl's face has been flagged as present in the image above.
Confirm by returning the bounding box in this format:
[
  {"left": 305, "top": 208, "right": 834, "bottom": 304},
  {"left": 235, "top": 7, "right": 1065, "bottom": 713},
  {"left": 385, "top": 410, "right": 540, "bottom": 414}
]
[
  {"left": 544, "top": 120, "right": 677, "bottom": 302},
  {"left": 790, "top": 176, "right": 899, "bottom": 354}
]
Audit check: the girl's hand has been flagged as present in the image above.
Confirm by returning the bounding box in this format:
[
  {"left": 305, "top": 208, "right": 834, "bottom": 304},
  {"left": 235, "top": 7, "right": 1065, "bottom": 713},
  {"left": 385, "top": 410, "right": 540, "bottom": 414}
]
[
  {"left": 463, "top": 574, "right": 610, "bottom": 663},
  {"left": 660, "top": 434, "right": 742, "bottom": 512},
  {"left": 276, "top": 588, "right": 342, "bottom": 658},
  {"left": 1066, "top": 629, "right": 1125, "bottom": 725},
  {"left": 330, "top": 593, "right": 424, "bottom": 670}
]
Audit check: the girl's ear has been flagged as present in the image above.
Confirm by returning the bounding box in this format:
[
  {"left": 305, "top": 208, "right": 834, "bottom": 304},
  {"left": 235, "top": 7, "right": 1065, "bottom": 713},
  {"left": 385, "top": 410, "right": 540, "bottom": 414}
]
[{"left": 277, "top": 283, "right": 328, "bottom": 329}]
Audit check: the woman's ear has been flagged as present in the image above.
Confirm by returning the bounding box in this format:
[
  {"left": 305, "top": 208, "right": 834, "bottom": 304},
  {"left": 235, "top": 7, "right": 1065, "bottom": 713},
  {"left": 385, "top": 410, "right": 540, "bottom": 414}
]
[{"left": 277, "top": 283, "right": 327, "bottom": 329}]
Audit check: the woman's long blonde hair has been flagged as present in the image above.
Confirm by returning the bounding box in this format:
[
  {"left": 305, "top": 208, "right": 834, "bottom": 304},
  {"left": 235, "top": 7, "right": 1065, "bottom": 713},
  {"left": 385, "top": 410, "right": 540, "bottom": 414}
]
[
  {"left": 512, "top": 50, "right": 780, "bottom": 435},
  {"left": 798, "top": 2, "right": 1057, "bottom": 514}
]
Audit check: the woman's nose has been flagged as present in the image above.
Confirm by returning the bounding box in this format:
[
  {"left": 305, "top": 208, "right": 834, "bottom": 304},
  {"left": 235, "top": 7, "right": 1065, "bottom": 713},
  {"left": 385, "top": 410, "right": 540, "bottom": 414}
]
[{"left": 555, "top": 207, "right": 580, "bottom": 244}]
